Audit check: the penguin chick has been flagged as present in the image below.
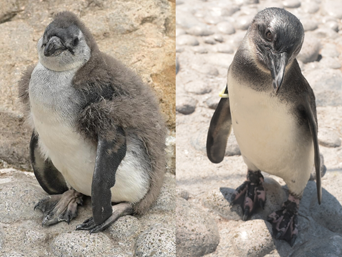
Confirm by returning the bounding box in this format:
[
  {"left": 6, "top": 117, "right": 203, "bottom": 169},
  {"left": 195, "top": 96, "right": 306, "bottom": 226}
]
[
  {"left": 207, "top": 8, "right": 321, "bottom": 246},
  {"left": 18, "top": 11, "right": 166, "bottom": 233}
]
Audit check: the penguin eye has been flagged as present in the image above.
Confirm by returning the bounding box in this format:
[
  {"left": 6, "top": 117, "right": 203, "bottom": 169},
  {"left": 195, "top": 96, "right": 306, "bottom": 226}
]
[{"left": 265, "top": 30, "right": 273, "bottom": 41}]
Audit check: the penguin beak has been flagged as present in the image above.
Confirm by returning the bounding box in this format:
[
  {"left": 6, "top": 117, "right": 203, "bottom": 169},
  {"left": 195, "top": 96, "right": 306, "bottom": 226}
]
[
  {"left": 267, "top": 52, "right": 288, "bottom": 94},
  {"left": 44, "top": 36, "right": 67, "bottom": 57}
]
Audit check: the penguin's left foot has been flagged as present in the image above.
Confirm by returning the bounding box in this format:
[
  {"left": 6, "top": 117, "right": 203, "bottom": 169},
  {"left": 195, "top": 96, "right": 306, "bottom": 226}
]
[
  {"left": 76, "top": 202, "right": 133, "bottom": 233},
  {"left": 267, "top": 194, "right": 299, "bottom": 246},
  {"left": 34, "top": 189, "right": 83, "bottom": 226},
  {"left": 230, "top": 170, "right": 266, "bottom": 220}
]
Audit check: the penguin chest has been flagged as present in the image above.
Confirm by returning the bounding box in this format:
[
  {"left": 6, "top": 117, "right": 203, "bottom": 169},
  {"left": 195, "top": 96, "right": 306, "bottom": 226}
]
[{"left": 228, "top": 77, "right": 310, "bottom": 176}]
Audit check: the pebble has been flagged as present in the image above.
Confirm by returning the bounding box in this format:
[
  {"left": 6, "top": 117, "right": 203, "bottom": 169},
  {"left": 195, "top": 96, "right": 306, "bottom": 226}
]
[
  {"left": 150, "top": 173, "right": 176, "bottom": 212},
  {"left": 177, "top": 35, "right": 199, "bottom": 46},
  {"left": 203, "top": 53, "right": 234, "bottom": 68},
  {"left": 213, "top": 44, "right": 234, "bottom": 54},
  {"left": 177, "top": 11, "right": 201, "bottom": 28},
  {"left": 319, "top": 57, "right": 341, "bottom": 69},
  {"left": 206, "top": 95, "right": 220, "bottom": 109},
  {"left": 323, "top": 1, "right": 342, "bottom": 19},
  {"left": 176, "top": 96, "right": 198, "bottom": 115},
  {"left": 321, "top": 43, "right": 340, "bottom": 58},
  {"left": 192, "top": 46, "right": 208, "bottom": 54},
  {"left": 301, "top": 19, "right": 318, "bottom": 32},
  {"left": 204, "top": 15, "right": 223, "bottom": 25},
  {"left": 234, "top": 15, "right": 254, "bottom": 30},
  {"left": 184, "top": 80, "right": 212, "bottom": 95},
  {"left": 204, "top": 37, "right": 217, "bottom": 45},
  {"left": 187, "top": 26, "right": 214, "bottom": 37},
  {"left": 191, "top": 63, "right": 219, "bottom": 76},
  {"left": 318, "top": 128, "right": 342, "bottom": 148},
  {"left": 301, "top": 2, "right": 319, "bottom": 14},
  {"left": 176, "top": 197, "right": 220, "bottom": 257},
  {"left": 282, "top": 0, "right": 301, "bottom": 8},
  {"left": 235, "top": 0, "right": 259, "bottom": 5},
  {"left": 314, "top": 28, "right": 339, "bottom": 39},
  {"left": 326, "top": 21, "right": 339, "bottom": 32},
  {"left": 213, "top": 34, "right": 224, "bottom": 42},
  {"left": 217, "top": 21, "right": 236, "bottom": 35},
  {"left": 297, "top": 35, "right": 321, "bottom": 63}
]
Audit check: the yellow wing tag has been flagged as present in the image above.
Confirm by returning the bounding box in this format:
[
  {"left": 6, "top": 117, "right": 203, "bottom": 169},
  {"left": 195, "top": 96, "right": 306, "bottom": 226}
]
[{"left": 219, "top": 85, "right": 229, "bottom": 98}]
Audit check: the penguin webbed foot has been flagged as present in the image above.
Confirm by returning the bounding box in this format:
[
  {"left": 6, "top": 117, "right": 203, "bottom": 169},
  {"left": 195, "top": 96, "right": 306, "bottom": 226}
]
[
  {"left": 267, "top": 196, "right": 299, "bottom": 247},
  {"left": 34, "top": 189, "right": 83, "bottom": 226},
  {"left": 230, "top": 170, "right": 266, "bottom": 220},
  {"left": 76, "top": 202, "right": 133, "bottom": 233}
]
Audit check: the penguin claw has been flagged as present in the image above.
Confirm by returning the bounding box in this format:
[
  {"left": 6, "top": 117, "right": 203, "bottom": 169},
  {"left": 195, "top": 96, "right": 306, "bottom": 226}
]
[
  {"left": 267, "top": 198, "right": 299, "bottom": 246},
  {"left": 35, "top": 189, "right": 83, "bottom": 227}
]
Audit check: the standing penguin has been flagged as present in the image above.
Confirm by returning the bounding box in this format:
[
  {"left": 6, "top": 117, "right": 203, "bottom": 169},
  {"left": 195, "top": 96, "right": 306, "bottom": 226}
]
[
  {"left": 207, "top": 8, "right": 321, "bottom": 246},
  {"left": 18, "top": 11, "right": 166, "bottom": 233}
]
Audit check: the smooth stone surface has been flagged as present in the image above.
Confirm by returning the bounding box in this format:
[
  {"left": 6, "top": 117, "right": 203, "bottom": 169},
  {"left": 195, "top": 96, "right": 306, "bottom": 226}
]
[
  {"left": 204, "top": 15, "right": 223, "bottom": 25},
  {"left": 214, "top": 34, "right": 224, "bottom": 43},
  {"left": 301, "top": 19, "right": 318, "bottom": 32},
  {"left": 323, "top": 1, "right": 342, "bottom": 19},
  {"left": 297, "top": 35, "right": 321, "bottom": 63},
  {"left": 177, "top": 35, "right": 199, "bottom": 46},
  {"left": 135, "top": 224, "right": 176, "bottom": 257},
  {"left": 176, "top": 96, "right": 198, "bottom": 115},
  {"left": 314, "top": 28, "right": 339, "bottom": 39},
  {"left": 319, "top": 57, "right": 341, "bottom": 69},
  {"left": 217, "top": 21, "right": 236, "bottom": 35},
  {"left": 108, "top": 216, "right": 141, "bottom": 241},
  {"left": 282, "top": 0, "right": 301, "bottom": 8},
  {"left": 204, "top": 37, "right": 217, "bottom": 45},
  {"left": 191, "top": 63, "right": 219, "bottom": 76},
  {"left": 234, "top": 15, "right": 253, "bottom": 30},
  {"left": 233, "top": 220, "right": 276, "bottom": 257},
  {"left": 184, "top": 80, "right": 212, "bottom": 95},
  {"left": 301, "top": 2, "right": 319, "bottom": 13},
  {"left": 318, "top": 128, "right": 342, "bottom": 148},
  {"left": 192, "top": 46, "right": 208, "bottom": 54},
  {"left": 176, "top": 197, "right": 220, "bottom": 257},
  {"left": 213, "top": 44, "right": 234, "bottom": 54},
  {"left": 321, "top": 43, "right": 340, "bottom": 58},
  {"left": 187, "top": 26, "right": 214, "bottom": 37},
  {"left": 326, "top": 21, "right": 339, "bottom": 32},
  {"left": 203, "top": 53, "right": 234, "bottom": 68},
  {"left": 206, "top": 95, "right": 220, "bottom": 109}
]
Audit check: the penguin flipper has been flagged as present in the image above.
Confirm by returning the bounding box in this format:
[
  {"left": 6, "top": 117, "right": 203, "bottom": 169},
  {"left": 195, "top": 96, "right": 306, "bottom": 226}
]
[
  {"left": 206, "top": 85, "right": 232, "bottom": 163},
  {"left": 301, "top": 95, "right": 322, "bottom": 204},
  {"left": 30, "top": 131, "right": 69, "bottom": 194},
  {"left": 76, "top": 126, "right": 132, "bottom": 233}
]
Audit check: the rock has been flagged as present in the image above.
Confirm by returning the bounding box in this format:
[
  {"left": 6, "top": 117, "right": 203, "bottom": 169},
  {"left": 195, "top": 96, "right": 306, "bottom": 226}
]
[
  {"left": 192, "top": 46, "right": 208, "bottom": 54},
  {"left": 297, "top": 35, "right": 321, "bottom": 63},
  {"left": 204, "top": 15, "right": 223, "bottom": 25},
  {"left": 176, "top": 197, "right": 220, "bottom": 257},
  {"left": 234, "top": 15, "right": 254, "bottom": 30},
  {"left": 176, "top": 28, "right": 186, "bottom": 37},
  {"left": 206, "top": 95, "right": 220, "bottom": 109},
  {"left": 0, "top": 0, "right": 20, "bottom": 23},
  {"left": 179, "top": 190, "right": 190, "bottom": 200},
  {"left": 187, "top": 26, "right": 214, "bottom": 37},
  {"left": 135, "top": 224, "right": 176, "bottom": 257},
  {"left": 150, "top": 173, "right": 176, "bottom": 212},
  {"left": 282, "top": 0, "right": 301, "bottom": 8},
  {"left": 184, "top": 80, "right": 212, "bottom": 95},
  {"left": 321, "top": 44, "right": 340, "bottom": 58},
  {"left": 213, "top": 34, "right": 224, "bottom": 43},
  {"left": 108, "top": 216, "right": 141, "bottom": 241},
  {"left": 203, "top": 53, "right": 234, "bottom": 68},
  {"left": 301, "top": 19, "right": 318, "bottom": 32},
  {"left": 235, "top": 0, "right": 259, "bottom": 5},
  {"left": 318, "top": 128, "right": 341, "bottom": 148},
  {"left": 204, "top": 37, "right": 217, "bottom": 45},
  {"left": 176, "top": 96, "right": 198, "bottom": 115},
  {"left": 214, "top": 44, "right": 234, "bottom": 54},
  {"left": 301, "top": 2, "right": 319, "bottom": 14},
  {"left": 323, "top": 1, "right": 342, "bottom": 19},
  {"left": 314, "top": 28, "right": 339, "bottom": 39},
  {"left": 191, "top": 63, "right": 219, "bottom": 76},
  {"left": 176, "top": 11, "right": 200, "bottom": 28},
  {"left": 315, "top": 91, "right": 342, "bottom": 107},
  {"left": 217, "top": 21, "right": 236, "bottom": 35},
  {"left": 319, "top": 57, "right": 341, "bottom": 69},
  {"left": 232, "top": 220, "right": 276, "bottom": 257},
  {"left": 326, "top": 21, "right": 339, "bottom": 32},
  {"left": 191, "top": 127, "right": 241, "bottom": 156},
  {"left": 176, "top": 35, "right": 199, "bottom": 46}
]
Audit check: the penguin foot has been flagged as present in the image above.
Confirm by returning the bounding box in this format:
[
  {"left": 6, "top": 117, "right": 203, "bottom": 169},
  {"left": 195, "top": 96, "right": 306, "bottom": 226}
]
[
  {"left": 76, "top": 202, "right": 133, "bottom": 233},
  {"left": 230, "top": 170, "right": 266, "bottom": 220},
  {"left": 267, "top": 195, "right": 299, "bottom": 246},
  {"left": 34, "top": 189, "right": 83, "bottom": 226}
]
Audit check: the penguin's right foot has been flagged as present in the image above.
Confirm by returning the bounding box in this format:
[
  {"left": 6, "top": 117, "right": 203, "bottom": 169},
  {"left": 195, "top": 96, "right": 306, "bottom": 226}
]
[
  {"left": 230, "top": 170, "right": 266, "bottom": 220},
  {"left": 34, "top": 189, "right": 83, "bottom": 226}
]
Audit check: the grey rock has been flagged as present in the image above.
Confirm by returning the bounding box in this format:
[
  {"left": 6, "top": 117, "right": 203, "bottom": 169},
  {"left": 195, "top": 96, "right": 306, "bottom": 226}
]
[
  {"left": 191, "top": 63, "right": 219, "bottom": 76},
  {"left": 326, "top": 21, "right": 339, "bottom": 32},
  {"left": 204, "top": 37, "right": 217, "bottom": 45},
  {"left": 323, "top": 1, "right": 342, "bottom": 19},
  {"left": 135, "top": 224, "right": 176, "bottom": 257},
  {"left": 176, "top": 197, "right": 220, "bottom": 257},
  {"left": 213, "top": 44, "right": 234, "bottom": 54},
  {"left": 192, "top": 46, "right": 208, "bottom": 54},
  {"left": 187, "top": 26, "right": 214, "bottom": 37},
  {"left": 314, "top": 28, "right": 339, "bottom": 39},
  {"left": 213, "top": 34, "right": 224, "bottom": 43},
  {"left": 139, "top": 212, "right": 176, "bottom": 232},
  {"left": 176, "top": 28, "right": 186, "bottom": 37},
  {"left": 203, "top": 53, "right": 234, "bottom": 68},
  {"left": 210, "top": 6, "right": 240, "bottom": 17},
  {"left": 234, "top": 15, "right": 254, "bottom": 30},
  {"left": 315, "top": 91, "right": 342, "bottom": 107},
  {"left": 176, "top": 35, "right": 199, "bottom": 46},
  {"left": 108, "top": 216, "right": 141, "bottom": 241},
  {"left": 204, "top": 15, "right": 223, "bottom": 25},
  {"left": 301, "top": 19, "right": 318, "bottom": 32},
  {"left": 177, "top": 11, "right": 200, "bottom": 28},
  {"left": 150, "top": 173, "right": 176, "bottom": 212},
  {"left": 191, "top": 127, "right": 241, "bottom": 156},
  {"left": 179, "top": 190, "right": 190, "bottom": 200},
  {"left": 301, "top": 2, "right": 319, "bottom": 14},
  {"left": 217, "top": 21, "right": 236, "bottom": 35},
  {"left": 206, "top": 95, "right": 220, "bottom": 109},
  {"left": 235, "top": 0, "right": 259, "bottom": 5},
  {"left": 318, "top": 128, "right": 341, "bottom": 148},
  {"left": 319, "top": 57, "right": 341, "bottom": 69},
  {"left": 321, "top": 43, "right": 340, "bottom": 58},
  {"left": 184, "top": 80, "right": 212, "bottom": 95},
  {"left": 233, "top": 220, "right": 276, "bottom": 257},
  {"left": 297, "top": 35, "right": 321, "bottom": 63},
  {"left": 176, "top": 96, "right": 198, "bottom": 115},
  {"left": 282, "top": 0, "right": 301, "bottom": 8}
]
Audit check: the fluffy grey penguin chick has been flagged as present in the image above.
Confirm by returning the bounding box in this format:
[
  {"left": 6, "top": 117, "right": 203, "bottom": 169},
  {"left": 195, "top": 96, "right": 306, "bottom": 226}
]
[
  {"left": 18, "top": 11, "right": 166, "bottom": 233},
  {"left": 207, "top": 8, "right": 323, "bottom": 246}
]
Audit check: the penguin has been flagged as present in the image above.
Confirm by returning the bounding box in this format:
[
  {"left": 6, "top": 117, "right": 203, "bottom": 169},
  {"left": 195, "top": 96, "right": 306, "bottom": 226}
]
[
  {"left": 206, "top": 8, "right": 321, "bottom": 246},
  {"left": 18, "top": 11, "right": 166, "bottom": 233}
]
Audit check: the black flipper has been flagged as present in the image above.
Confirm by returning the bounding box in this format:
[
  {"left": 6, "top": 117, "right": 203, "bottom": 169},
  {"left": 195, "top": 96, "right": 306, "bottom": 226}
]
[
  {"left": 30, "top": 132, "right": 68, "bottom": 195},
  {"left": 302, "top": 95, "right": 321, "bottom": 204},
  {"left": 206, "top": 85, "right": 232, "bottom": 163},
  {"left": 76, "top": 126, "right": 127, "bottom": 231}
]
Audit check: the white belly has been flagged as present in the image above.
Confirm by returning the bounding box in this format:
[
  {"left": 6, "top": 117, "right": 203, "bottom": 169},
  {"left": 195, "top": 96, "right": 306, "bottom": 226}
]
[
  {"left": 228, "top": 74, "right": 313, "bottom": 194},
  {"left": 29, "top": 63, "right": 149, "bottom": 203}
]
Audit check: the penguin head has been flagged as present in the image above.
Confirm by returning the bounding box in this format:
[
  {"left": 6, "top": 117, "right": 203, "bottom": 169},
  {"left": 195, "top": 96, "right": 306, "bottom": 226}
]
[
  {"left": 248, "top": 8, "right": 304, "bottom": 93},
  {"left": 37, "top": 12, "right": 97, "bottom": 72}
]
